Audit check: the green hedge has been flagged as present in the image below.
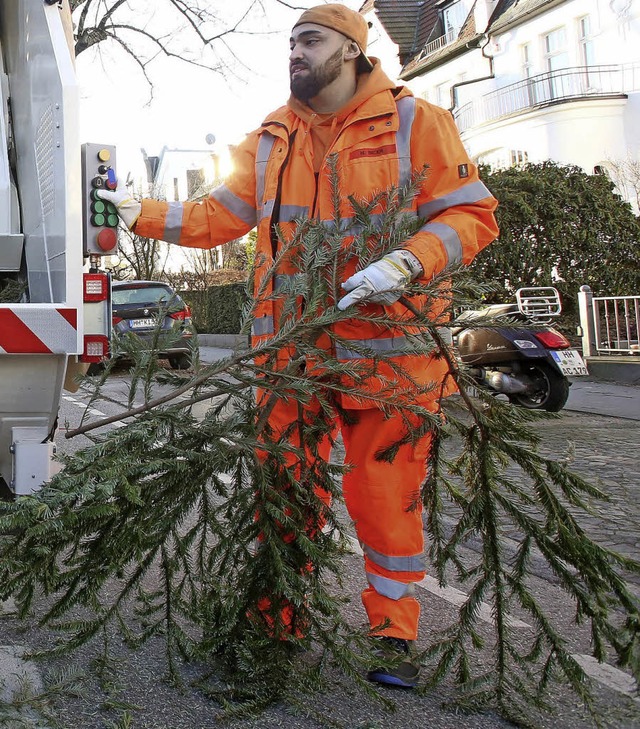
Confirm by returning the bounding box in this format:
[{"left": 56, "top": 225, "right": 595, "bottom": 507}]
[{"left": 182, "top": 283, "right": 248, "bottom": 334}]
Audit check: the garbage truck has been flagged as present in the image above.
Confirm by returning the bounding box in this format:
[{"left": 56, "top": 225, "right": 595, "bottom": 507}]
[{"left": 0, "top": 0, "right": 117, "bottom": 496}]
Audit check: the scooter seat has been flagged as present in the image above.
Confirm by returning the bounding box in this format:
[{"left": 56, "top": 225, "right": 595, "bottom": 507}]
[{"left": 455, "top": 303, "right": 519, "bottom": 323}]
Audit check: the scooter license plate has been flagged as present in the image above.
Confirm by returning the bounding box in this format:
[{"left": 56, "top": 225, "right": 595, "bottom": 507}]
[{"left": 551, "top": 349, "right": 588, "bottom": 376}]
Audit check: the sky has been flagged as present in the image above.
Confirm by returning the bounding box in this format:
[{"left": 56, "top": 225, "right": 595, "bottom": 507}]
[{"left": 75, "top": 0, "right": 383, "bottom": 183}]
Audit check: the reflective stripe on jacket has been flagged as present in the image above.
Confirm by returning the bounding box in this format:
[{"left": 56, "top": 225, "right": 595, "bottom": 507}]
[{"left": 135, "top": 65, "right": 499, "bottom": 407}]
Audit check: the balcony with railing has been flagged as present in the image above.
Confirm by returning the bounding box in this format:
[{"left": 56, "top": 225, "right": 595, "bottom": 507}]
[
  {"left": 454, "top": 64, "right": 639, "bottom": 133},
  {"left": 415, "top": 28, "right": 460, "bottom": 62}
]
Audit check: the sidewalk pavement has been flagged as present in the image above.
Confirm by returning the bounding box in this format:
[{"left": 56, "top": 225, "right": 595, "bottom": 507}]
[
  {"left": 0, "top": 345, "right": 636, "bottom": 728},
  {"left": 566, "top": 378, "right": 639, "bottom": 420}
]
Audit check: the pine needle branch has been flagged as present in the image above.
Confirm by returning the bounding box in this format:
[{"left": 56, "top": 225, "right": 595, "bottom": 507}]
[{"left": 0, "top": 170, "right": 638, "bottom": 727}]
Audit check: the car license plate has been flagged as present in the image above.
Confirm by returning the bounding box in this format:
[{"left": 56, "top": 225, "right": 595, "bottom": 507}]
[
  {"left": 551, "top": 349, "right": 588, "bottom": 376},
  {"left": 129, "top": 318, "right": 155, "bottom": 329}
]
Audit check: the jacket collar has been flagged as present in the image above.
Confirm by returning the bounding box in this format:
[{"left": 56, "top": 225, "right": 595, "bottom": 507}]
[{"left": 261, "top": 60, "right": 411, "bottom": 135}]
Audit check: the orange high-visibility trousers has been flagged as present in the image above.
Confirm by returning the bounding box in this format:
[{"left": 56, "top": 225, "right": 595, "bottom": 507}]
[{"left": 260, "top": 394, "right": 436, "bottom": 641}]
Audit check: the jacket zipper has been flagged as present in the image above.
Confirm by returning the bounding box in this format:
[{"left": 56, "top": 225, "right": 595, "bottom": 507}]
[
  {"left": 312, "top": 172, "right": 320, "bottom": 218},
  {"left": 269, "top": 128, "right": 297, "bottom": 259}
]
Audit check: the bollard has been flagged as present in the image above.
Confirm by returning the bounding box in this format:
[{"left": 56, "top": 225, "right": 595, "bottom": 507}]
[{"left": 577, "top": 285, "right": 597, "bottom": 357}]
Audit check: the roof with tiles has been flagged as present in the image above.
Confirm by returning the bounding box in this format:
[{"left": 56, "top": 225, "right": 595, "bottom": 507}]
[
  {"left": 370, "top": 0, "right": 439, "bottom": 64},
  {"left": 367, "top": 0, "right": 485, "bottom": 75},
  {"left": 488, "top": 0, "right": 565, "bottom": 34},
  {"left": 367, "top": 0, "right": 568, "bottom": 77},
  {"left": 404, "top": 7, "right": 480, "bottom": 75}
]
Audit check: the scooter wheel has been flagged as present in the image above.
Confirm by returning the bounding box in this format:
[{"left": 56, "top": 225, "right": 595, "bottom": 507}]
[{"left": 508, "top": 362, "right": 570, "bottom": 412}]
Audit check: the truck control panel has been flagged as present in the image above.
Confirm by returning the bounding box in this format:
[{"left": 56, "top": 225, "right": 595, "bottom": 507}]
[{"left": 81, "top": 143, "right": 119, "bottom": 256}]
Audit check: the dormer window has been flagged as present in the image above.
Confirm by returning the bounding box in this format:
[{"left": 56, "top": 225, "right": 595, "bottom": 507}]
[{"left": 439, "top": 0, "right": 474, "bottom": 41}]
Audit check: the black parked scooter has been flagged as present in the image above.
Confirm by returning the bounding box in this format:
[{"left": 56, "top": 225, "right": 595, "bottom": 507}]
[{"left": 452, "top": 287, "right": 588, "bottom": 412}]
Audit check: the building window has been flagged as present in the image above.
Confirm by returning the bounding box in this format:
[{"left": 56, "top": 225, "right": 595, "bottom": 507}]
[
  {"left": 578, "top": 15, "right": 595, "bottom": 66},
  {"left": 543, "top": 27, "right": 569, "bottom": 72},
  {"left": 186, "top": 168, "right": 205, "bottom": 199},
  {"left": 477, "top": 149, "right": 530, "bottom": 170},
  {"left": 436, "top": 82, "right": 450, "bottom": 109},
  {"left": 441, "top": 0, "right": 474, "bottom": 41},
  {"left": 522, "top": 43, "right": 533, "bottom": 79},
  {"left": 510, "top": 149, "right": 529, "bottom": 167},
  {"left": 520, "top": 43, "right": 539, "bottom": 105},
  {"left": 543, "top": 27, "right": 569, "bottom": 98}
]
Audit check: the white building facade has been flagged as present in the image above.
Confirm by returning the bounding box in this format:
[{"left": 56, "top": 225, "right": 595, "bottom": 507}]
[
  {"left": 138, "top": 145, "right": 227, "bottom": 270},
  {"left": 368, "top": 0, "right": 640, "bottom": 205},
  {"left": 142, "top": 146, "right": 221, "bottom": 202}
]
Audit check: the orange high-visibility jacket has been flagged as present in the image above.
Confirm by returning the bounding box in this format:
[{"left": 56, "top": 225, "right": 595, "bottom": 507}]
[{"left": 135, "top": 72, "right": 499, "bottom": 409}]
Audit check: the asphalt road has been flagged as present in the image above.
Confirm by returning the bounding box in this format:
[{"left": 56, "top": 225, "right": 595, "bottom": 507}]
[{"left": 0, "top": 354, "right": 638, "bottom": 728}]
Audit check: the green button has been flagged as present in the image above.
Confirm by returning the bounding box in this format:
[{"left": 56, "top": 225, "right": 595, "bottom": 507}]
[
  {"left": 107, "top": 214, "right": 119, "bottom": 228},
  {"left": 90, "top": 189, "right": 103, "bottom": 201},
  {"left": 91, "top": 213, "right": 106, "bottom": 227},
  {"left": 106, "top": 203, "right": 117, "bottom": 215},
  {"left": 91, "top": 200, "right": 106, "bottom": 214}
]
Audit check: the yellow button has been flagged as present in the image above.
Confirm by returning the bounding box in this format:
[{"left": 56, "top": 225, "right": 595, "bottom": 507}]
[{"left": 98, "top": 149, "right": 111, "bottom": 162}]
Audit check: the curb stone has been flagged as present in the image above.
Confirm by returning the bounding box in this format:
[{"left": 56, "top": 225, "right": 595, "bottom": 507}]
[{"left": 0, "top": 644, "right": 52, "bottom": 727}]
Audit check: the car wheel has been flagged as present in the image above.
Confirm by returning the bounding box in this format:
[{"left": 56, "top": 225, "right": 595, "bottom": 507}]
[
  {"left": 168, "top": 353, "right": 191, "bottom": 370},
  {"left": 87, "top": 362, "right": 105, "bottom": 376}
]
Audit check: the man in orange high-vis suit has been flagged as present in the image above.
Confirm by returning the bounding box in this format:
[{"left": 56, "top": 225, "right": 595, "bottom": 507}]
[{"left": 100, "top": 3, "right": 499, "bottom": 688}]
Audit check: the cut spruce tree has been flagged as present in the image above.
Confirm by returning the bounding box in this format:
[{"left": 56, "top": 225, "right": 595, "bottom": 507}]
[{"left": 0, "top": 166, "right": 637, "bottom": 726}]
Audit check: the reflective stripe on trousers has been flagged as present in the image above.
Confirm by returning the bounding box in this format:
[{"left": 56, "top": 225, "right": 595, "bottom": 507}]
[
  {"left": 260, "top": 396, "right": 435, "bottom": 640},
  {"left": 366, "top": 572, "right": 414, "bottom": 600},
  {"left": 363, "top": 544, "right": 425, "bottom": 574}
]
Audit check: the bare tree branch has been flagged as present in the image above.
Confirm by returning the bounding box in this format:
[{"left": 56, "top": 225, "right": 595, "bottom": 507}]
[
  {"left": 70, "top": 0, "right": 296, "bottom": 96},
  {"left": 72, "top": 1, "right": 276, "bottom": 57}
]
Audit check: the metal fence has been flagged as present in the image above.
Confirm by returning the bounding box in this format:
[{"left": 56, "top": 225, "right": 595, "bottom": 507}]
[
  {"left": 578, "top": 286, "right": 640, "bottom": 356},
  {"left": 418, "top": 28, "right": 459, "bottom": 60},
  {"left": 455, "top": 64, "right": 633, "bottom": 133}
]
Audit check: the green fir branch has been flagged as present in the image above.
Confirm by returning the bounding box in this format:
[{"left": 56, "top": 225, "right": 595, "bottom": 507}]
[{"left": 0, "top": 169, "right": 638, "bottom": 726}]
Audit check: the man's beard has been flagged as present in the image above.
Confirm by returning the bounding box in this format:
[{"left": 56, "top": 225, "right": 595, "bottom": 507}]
[{"left": 290, "top": 48, "right": 344, "bottom": 102}]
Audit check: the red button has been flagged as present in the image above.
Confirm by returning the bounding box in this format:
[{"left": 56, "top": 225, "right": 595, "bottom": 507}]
[{"left": 96, "top": 228, "right": 117, "bottom": 251}]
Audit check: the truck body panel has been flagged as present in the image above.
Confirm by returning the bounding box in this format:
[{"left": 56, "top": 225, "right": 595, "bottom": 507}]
[{"left": 0, "top": 0, "right": 112, "bottom": 494}]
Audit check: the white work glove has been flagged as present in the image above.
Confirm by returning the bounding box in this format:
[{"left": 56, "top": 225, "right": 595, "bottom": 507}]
[
  {"left": 337, "top": 250, "right": 423, "bottom": 310},
  {"left": 96, "top": 186, "right": 142, "bottom": 230}
]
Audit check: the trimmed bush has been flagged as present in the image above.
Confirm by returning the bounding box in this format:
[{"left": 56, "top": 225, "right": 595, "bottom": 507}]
[{"left": 183, "top": 282, "right": 248, "bottom": 334}]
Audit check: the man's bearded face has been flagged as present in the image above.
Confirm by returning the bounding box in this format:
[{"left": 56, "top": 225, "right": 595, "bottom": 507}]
[{"left": 290, "top": 47, "right": 344, "bottom": 102}]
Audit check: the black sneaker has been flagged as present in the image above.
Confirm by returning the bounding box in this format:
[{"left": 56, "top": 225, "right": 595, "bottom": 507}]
[{"left": 367, "top": 636, "right": 420, "bottom": 688}]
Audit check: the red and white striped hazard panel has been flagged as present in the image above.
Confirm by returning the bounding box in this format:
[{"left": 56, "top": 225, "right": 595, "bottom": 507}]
[{"left": 0, "top": 307, "right": 79, "bottom": 354}]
